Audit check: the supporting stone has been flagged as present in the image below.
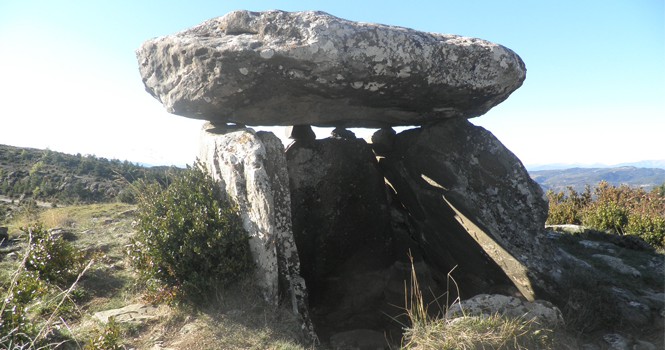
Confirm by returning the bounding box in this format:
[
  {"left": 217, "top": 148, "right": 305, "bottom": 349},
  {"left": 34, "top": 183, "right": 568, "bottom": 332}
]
[
  {"left": 198, "top": 123, "right": 316, "bottom": 341},
  {"left": 285, "top": 125, "right": 316, "bottom": 142},
  {"left": 380, "top": 119, "right": 558, "bottom": 301},
  {"left": 286, "top": 137, "right": 399, "bottom": 338}
]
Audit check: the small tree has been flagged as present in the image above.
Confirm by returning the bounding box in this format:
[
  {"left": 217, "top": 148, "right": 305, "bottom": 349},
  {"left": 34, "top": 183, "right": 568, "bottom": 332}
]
[{"left": 129, "top": 162, "right": 253, "bottom": 301}]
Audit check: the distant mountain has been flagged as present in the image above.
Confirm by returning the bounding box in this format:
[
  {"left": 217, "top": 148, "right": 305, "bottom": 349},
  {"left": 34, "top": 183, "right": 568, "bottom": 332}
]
[
  {"left": 527, "top": 163, "right": 605, "bottom": 171},
  {"left": 615, "top": 160, "right": 665, "bottom": 169},
  {"left": 529, "top": 166, "right": 665, "bottom": 193},
  {"left": 526, "top": 159, "right": 665, "bottom": 171}
]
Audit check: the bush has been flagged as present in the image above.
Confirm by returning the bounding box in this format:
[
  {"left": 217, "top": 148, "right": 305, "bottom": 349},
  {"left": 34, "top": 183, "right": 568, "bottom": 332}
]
[
  {"left": 546, "top": 186, "right": 591, "bottom": 225},
  {"left": 582, "top": 201, "right": 629, "bottom": 234},
  {"left": 546, "top": 181, "right": 665, "bottom": 249},
  {"left": 129, "top": 162, "right": 253, "bottom": 302},
  {"left": 116, "top": 188, "right": 136, "bottom": 204},
  {"left": 85, "top": 317, "right": 123, "bottom": 350},
  {"left": 1, "top": 225, "right": 87, "bottom": 347},
  {"left": 0, "top": 271, "right": 45, "bottom": 344},
  {"left": 25, "top": 224, "right": 85, "bottom": 287},
  {"left": 626, "top": 213, "right": 665, "bottom": 247}
]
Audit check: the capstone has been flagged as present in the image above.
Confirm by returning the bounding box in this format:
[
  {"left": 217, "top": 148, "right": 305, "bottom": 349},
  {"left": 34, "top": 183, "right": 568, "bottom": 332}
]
[{"left": 137, "top": 10, "right": 526, "bottom": 127}]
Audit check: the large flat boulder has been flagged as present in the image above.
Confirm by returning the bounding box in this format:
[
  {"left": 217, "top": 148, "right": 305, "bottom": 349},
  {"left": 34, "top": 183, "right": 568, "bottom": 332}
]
[{"left": 137, "top": 10, "right": 526, "bottom": 127}]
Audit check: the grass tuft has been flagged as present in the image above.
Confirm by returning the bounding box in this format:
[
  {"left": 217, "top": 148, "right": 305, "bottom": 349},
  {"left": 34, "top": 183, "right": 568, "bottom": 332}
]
[{"left": 400, "top": 255, "right": 553, "bottom": 350}]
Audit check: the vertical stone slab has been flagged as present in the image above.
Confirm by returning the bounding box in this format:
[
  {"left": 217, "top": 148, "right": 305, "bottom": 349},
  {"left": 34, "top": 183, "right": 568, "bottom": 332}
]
[
  {"left": 381, "top": 119, "right": 557, "bottom": 301},
  {"left": 254, "top": 131, "right": 316, "bottom": 341},
  {"left": 286, "top": 138, "right": 393, "bottom": 296},
  {"left": 199, "top": 124, "right": 279, "bottom": 303},
  {"left": 199, "top": 123, "right": 315, "bottom": 340},
  {"left": 286, "top": 137, "right": 397, "bottom": 338}
]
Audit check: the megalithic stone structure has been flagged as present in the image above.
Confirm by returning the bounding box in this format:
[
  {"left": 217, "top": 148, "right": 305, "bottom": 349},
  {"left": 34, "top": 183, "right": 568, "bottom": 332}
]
[{"left": 137, "top": 10, "right": 570, "bottom": 344}]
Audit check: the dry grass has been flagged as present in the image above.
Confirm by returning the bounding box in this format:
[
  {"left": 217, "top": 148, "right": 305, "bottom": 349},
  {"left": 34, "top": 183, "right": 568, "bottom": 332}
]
[
  {"left": 403, "top": 313, "right": 552, "bottom": 350},
  {"left": 39, "top": 203, "right": 135, "bottom": 230},
  {"left": 135, "top": 277, "right": 312, "bottom": 350},
  {"left": 2, "top": 202, "right": 313, "bottom": 349},
  {"left": 6, "top": 202, "right": 136, "bottom": 234},
  {"left": 400, "top": 257, "right": 553, "bottom": 350},
  {"left": 0, "top": 229, "right": 95, "bottom": 349}
]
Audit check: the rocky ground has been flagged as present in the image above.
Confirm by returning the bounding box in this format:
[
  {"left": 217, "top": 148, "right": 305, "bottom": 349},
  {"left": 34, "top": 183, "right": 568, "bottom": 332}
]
[
  {"left": 546, "top": 225, "right": 664, "bottom": 350},
  {"left": 0, "top": 10, "right": 662, "bottom": 348}
]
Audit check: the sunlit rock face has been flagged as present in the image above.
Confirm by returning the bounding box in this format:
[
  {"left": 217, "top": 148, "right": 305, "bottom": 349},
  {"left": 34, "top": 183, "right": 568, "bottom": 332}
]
[
  {"left": 136, "top": 10, "right": 526, "bottom": 127},
  {"left": 198, "top": 123, "right": 315, "bottom": 340},
  {"left": 377, "top": 119, "right": 556, "bottom": 301}
]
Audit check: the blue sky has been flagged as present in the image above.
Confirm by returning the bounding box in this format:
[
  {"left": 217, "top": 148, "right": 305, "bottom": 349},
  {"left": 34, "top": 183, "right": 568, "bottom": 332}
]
[{"left": 0, "top": 0, "right": 663, "bottom": 167}]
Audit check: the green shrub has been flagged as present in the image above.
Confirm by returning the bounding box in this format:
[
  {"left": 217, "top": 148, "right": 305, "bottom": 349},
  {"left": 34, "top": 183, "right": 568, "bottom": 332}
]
[
  {"left": 115, "top": 188, "right": 136, "bottom": 204},
  {"left": 582, "top": 201, "right": 629, "bottom": 234},
  {"left": 0, "top": 203, "right": 9, "bottom": 224},
  {"left": 1, "top": 224, "right": 87, "bottom": 346},
  {"left": 0, "top": 271, "right": 45, "bottom": 345},
  {"left": 626, "top": 213, "right": 665, "bottom": 247},
  {"left": 545, "top": 186, "right": 591, "bottom": 225},
  {"left": 546, "top": 181, "right": 665, "bottom": 249},
  {"left": 25, "top": 224, "right": 85, "bottom": 287},
  {"left": 129, "top": 162, "right": 253, "bottom": 302},
  {"left": 85, "top": 317, "right": 123, "bottom": 350}
]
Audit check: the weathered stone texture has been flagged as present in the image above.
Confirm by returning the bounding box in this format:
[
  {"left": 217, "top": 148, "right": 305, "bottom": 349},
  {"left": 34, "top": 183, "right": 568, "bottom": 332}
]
[
  {"left": 199, "top": 124, "right": 279, "bottom": 303},
  {"left": 379, "top": 119, "right": 555, "bottom": 300},
  {"left": 198, "top": 123, "right": 315, "bottom": 339},
  {"left": 286, "top": 138, "right": 394, "bottom": 295},
  {"left": 137, "top": 10, "right": 526, "bottom": 127}
]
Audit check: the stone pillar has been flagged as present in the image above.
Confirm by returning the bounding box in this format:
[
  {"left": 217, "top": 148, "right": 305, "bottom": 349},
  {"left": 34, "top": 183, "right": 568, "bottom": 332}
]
[{"left": 198, "top": 123, "right": 316, "bottom": 341}]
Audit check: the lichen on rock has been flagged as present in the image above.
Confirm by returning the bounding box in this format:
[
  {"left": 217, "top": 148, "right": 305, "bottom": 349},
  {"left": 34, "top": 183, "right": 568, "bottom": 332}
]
[{"left": 137, "top": 10, "right": 526, "bottom": 127}]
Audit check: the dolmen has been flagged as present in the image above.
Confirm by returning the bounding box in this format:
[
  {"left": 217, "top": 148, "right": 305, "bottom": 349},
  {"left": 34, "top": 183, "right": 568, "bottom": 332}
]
[{"left": 138, "top": 10, "right": 570, "bottom": 344}]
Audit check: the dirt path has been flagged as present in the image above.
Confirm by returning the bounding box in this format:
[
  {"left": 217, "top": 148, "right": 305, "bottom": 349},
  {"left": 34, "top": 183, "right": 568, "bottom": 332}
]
[{"left": 0, "top": 194, "right": 52, "bottom": 208}]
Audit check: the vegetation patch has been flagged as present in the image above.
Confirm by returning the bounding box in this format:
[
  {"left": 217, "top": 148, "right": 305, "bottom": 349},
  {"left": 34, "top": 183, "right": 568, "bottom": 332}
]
[
  {"left": 128, "top": 162, "right": 254, "bottom": 303},
  {"left": 1, "top": 225, "right": 91, "bottom": 348},
  {"left": 546, "top": 181, "right": 665, "bottom": 249},
  {"left": 0, "top": 161, "right": 299, "bottom": 349},
  {"left": 403, "top": 314, "right": 552, "bottom": 350},
  {"left": 0, "top": 144, "right": 179, "bottom": 206},
  {"left": 400, "top": 259, "right": 554, "bottom": 350}
]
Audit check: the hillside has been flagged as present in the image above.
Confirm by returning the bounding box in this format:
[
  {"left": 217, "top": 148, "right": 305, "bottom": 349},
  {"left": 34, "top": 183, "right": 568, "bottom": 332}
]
[
  {"left": 529, "top": 166, "right": 665, "bottom": 193},
  {"left": 0, "top": 144, "right": 181, "bottom": 221}
]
